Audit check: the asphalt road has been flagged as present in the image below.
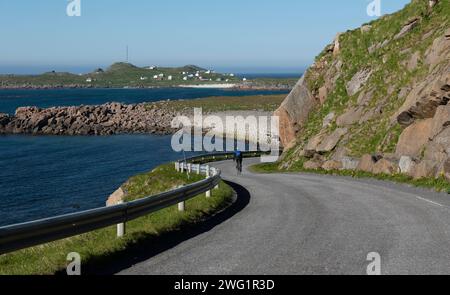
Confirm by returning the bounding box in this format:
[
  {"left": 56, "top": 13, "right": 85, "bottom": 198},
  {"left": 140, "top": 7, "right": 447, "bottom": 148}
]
[{"left": 118, "top": 158, "right": 450, "bottom": 275}]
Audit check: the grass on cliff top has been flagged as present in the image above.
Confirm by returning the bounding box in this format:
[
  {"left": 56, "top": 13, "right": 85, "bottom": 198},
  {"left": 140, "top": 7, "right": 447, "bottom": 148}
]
[
  {"left": 251, "top": 161, "right": 450, "bottom": 194},
  {"left": 0, "top": 163, "right": 233, "bottom": 275},
  {"left": 149, "top": 94, "right": 287, "bottom": 113}
]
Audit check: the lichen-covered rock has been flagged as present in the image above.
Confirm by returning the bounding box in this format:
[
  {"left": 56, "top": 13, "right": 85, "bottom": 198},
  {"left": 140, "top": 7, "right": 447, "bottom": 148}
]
[
  {"left": 341, "top": 157, "right": 360, "bottom": 171},
  {"left": 322, "top": 160, "right": 343, "bottom": 171},
  {"left": 336, "top": 107, "right": 364, "bottom": 126},
  {"left": 357, "top": 154, "right": 377, "bottom": 173},
  {"left": 346, "top": 69, "right": 372, "bottom": 96},
  {"left": 396, "top": 119, "right": 433, "bottom": 157},
  {"left": 275, "top": 76, "right": 317, "bottom": 146},
  {"left": 394, "top": 17, "right": 420, "bottom": 40},
  {"left": 399, "top": 156, "right": 417, "bottom": 175},
  {"left": 411, "top": 160, "right": 439, "bottom": 180},
  {"left": 304, "top": 160, "right": 323, "bottom": 170},
  {"left": 316, "top": 128, "right": 348, "bottom": 153},
  {"left": 372, "top": 159, "right": 399, "bottom": 175},
  {"left": 106, "top": 187, "right": 126, "bottom": 207}
]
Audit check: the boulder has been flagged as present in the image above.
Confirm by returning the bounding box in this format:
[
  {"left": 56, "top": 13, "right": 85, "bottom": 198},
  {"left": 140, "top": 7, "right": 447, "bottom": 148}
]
[
  {"left": 424, "top": 32, "right": 450, "bottom": 66},
  {"left": 336, "top": 107, "right": 363, "bottom": 126},
  {"left": 322, "top": 112, "right": 335, "bottom": 128},
  {"left": 372, "top": 158, "right": 399, "bottom": 175},
  {"left": 316, "top": 128, "right": 348, "bottom": 153},
  {"left": 394, "top": 17, "right": 420, "bottom": 40},
  {"left": 304, "top": 160, "right": 323, "bottom": 170},
  {"left": 0, "top": 113, "right": 10, "bottom": 126},
  {"left": 399, "top": 156, "right": 417, "bottom": 175},
  {"left": 444, "top": 158, "right": 450, "bottom": 181},
  {"left": 405, "top": 51, "right": 421, "bottom": 71},
  {"left": 357, "top": 154, "right": 376, "bottom": 173},
  {"left": 275, "top": 76, "right": 317, "bottom": 146},
  {"left": 305, "top": 132, "right": 326, "bottom": 157},
  {"left": 396, "top": 119, "right": 433, "bottom": 157},
  {"left": 275, "top": 107, "right": 297, "bottom": 147},
  {"left": 322, "top": 160, "right": 343, "bottom": 171},
  {"left": 333, "top": 33, "right": 341, "bottom": 56},
  {"left": 429, "top": 0, "right": 439, "bottom": 8},
  {"left": 318, "top": 86, "right": 328, "bottom": 104},
  {"left": 411, "top": 160, "right": 439, "bottom": 180},
  {"left": 395, "top": 78, "right": 450, "bottom": 127},
  {"left": 430, "top": 105, "right": 450, "bottom": 139},
  {"left": 346, "top": 69, "right": 372, "bottom": 96},
  {"left": 341, "top": 157, "right": 360, "bottom": 171},
  {"left": 361, "top": 25, "right": 372, "bottom": 33},
  {"left": 106, "top": 187, "right": 126, "bottom": 206}
]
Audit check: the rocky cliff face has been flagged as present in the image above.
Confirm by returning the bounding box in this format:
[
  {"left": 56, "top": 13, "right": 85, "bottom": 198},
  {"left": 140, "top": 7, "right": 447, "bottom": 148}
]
[{"left": 276, "top": 0, "right": 450, "bottom": 181}]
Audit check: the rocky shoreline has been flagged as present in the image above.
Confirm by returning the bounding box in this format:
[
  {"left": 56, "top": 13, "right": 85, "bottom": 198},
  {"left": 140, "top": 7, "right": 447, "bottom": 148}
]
[{"left": 0, "top": 102, "right": 180, "bottom": 136}]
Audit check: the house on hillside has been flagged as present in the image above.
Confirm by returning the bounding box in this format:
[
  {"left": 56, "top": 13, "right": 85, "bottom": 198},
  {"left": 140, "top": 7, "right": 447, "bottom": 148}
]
[
  {"left": 168, "top": 75, "right": 173, "bottom": 81},
  {"left": 86, "top": 77, "right": 93, "bottom": 83},
  {"left": 140, "top": 76, "right": 148, "bottom": 80}
]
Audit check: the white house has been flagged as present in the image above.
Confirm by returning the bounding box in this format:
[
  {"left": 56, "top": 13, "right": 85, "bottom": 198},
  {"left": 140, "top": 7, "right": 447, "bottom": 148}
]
[
  {"left": 140, "top": 76, "right": 148, "bottom": 80},
  {"left": 168, "top": 75, "right": 173, "bottom": 81},
  {"left": 183, "top": 76, "right": 188, "bottom": 81},
  {"left": 153, "top": 75, "right": 159, "bottom": 79},
  {"left": 158, "top": 73, "right": 164, "bottom": 77},
  {"left": 229, "top": 73, "right": 235, "bottom": 77},
  {"left": 86, "top": 78, "right": 92, "bottom": 83},
  {"left": 242, "top": 78, "right": 247, "bottom": 81},
  {"left": 149, "top": 66, "right": 157, "bottom": 70}
]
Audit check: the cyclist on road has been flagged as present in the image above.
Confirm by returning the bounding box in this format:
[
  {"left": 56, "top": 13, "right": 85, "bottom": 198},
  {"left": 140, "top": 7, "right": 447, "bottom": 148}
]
[{"left": 234, "top": 149, "right": 243, "bottom": 175}]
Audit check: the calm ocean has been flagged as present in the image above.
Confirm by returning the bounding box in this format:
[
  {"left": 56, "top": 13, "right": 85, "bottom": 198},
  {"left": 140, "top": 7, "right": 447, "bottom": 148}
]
[{"left": 0, "top": 88, "right": 287, "bottom": 226}]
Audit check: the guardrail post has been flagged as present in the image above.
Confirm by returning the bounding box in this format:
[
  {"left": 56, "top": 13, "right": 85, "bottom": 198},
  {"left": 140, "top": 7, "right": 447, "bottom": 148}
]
[
  {"left": 205, "top": 165, "right": 211, "bottom": 198},
  {"left": 117, "top": 201, "right": 126, "bottom": 238},
  {"left": 196, "top": 164, "right": 201, "bottom": 174},
  {"left": 188, "top": 163, "right": 192, "bottom": 173},
  {"left": 175, "top": 162, "right": 180, "bottom": 172},
  {"left": 178, "top": 201, "right": 185, "bottom": 212}
]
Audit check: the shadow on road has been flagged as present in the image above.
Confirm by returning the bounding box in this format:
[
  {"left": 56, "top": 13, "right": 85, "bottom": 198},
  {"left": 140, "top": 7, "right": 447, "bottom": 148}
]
[{"left": 74, "top": 180, "right": 250, "bottom": 275}]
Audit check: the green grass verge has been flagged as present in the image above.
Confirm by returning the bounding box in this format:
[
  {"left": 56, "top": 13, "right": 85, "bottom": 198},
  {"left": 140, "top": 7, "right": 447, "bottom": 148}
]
[
  {"left": 0, "top": 163, "right": 233, "bottom": 275},
  {"left": 149, "top": 94, "right": 286, "bottom": 113},
  {"left": 251, "top": 162, "right": 450, "bottom": 194}
]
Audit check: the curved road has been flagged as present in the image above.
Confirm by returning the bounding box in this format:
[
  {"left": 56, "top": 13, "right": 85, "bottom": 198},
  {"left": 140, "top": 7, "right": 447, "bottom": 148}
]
[{"left": 119, "top": 159, "right": 450, "bottom": 275}]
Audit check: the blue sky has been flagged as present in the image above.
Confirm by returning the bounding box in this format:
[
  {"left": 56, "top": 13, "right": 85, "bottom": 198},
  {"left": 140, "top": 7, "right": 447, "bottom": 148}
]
[{"left": 0, "top": 0, "right": 411, "bottom": 74}]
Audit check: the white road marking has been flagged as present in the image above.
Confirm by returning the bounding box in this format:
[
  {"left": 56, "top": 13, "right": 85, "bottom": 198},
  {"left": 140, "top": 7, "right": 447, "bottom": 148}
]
[{"left": 415, "top": 196, "right": 444, "bottom": 207}]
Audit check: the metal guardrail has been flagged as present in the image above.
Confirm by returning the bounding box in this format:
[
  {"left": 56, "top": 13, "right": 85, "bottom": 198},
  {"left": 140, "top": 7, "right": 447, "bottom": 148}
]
[
  {"left": 0, "top": 158, "right": 222, "bottom": 255},
  {"left": 0, "top": 150, "right": 275, "bottom": 255}
]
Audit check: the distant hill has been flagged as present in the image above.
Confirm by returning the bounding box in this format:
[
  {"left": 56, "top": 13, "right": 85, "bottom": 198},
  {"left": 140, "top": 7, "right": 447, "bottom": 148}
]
[{"left": 0, "top": 63, "right": 240, "bottom": 88}]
